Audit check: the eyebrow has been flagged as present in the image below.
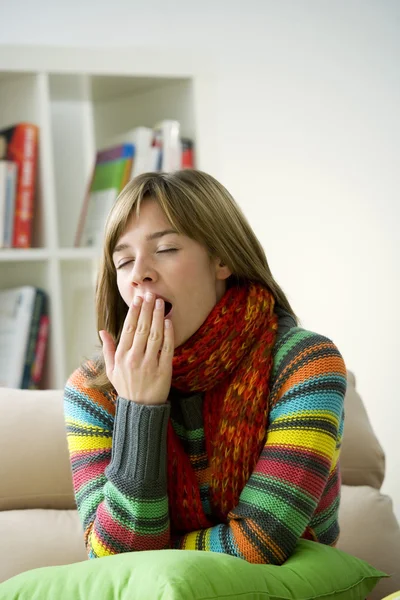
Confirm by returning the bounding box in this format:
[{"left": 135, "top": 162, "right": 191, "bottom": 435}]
[{"left": 113, "top": 229, "right": 179, "bottom": 255}]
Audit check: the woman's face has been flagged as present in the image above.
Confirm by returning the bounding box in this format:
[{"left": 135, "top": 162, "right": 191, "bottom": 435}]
[{"left": 112, "top": 198, "right": 231, "bottom": 348}]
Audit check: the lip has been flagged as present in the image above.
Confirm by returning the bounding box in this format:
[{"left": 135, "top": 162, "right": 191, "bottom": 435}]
[{"left": 134, "top": 293, "right": 171, "bottom": 303}]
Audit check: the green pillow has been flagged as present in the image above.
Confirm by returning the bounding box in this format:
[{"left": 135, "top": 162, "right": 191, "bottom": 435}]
[{"left": 0, "top": 539, "right": 387, "bottom": 600}]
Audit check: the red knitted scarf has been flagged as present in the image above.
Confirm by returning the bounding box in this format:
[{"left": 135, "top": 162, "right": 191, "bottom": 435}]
[{"left": 167, "top": 282, "right": 278, "bottom": 533}]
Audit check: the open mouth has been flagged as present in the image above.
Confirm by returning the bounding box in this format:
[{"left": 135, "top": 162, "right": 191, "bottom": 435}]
[{"left": 164, "top": 301, "right": 173, "bottom": 318}]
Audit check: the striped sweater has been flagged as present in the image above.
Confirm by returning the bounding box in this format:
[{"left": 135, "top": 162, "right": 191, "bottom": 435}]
[{"left": 64, "top": 314, "right": 347, "bottom": 564}]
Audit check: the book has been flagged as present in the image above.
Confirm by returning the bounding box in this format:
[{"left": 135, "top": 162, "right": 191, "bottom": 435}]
[
  {"left": 30, "top": 313, "right": 49, "bottom": 389},
  {"left": 0, "top": 162, "right": 8, "bottom": 248},
  {"left": 111, "top": 122, "right": 194, "bottom": 175},
  {"left": 181, "top": 138, "right": 195, "bottom": 169},
  {"left": 0, "top": 161, "right": 18, "bottom": 248},
  {"left": 21, "top": 288, "right": 47, "bottom": 389},
  {"left": 0, "top": 123, "right": 39, "bottom": 248},
  {"left": 75, "top": 144, "right": 134, "bottom": 247},
  {"left": 112, "top": 127, "right": 154, "bottom": 178},
  {"left": 96, "top": 143, "right": 135, "bottom": 164},
  {"left": 0, "top": 286, "right": 37, "bottom": 388},
  {"left": 152, "top": 120, "right": 182, "bottom": 172}
]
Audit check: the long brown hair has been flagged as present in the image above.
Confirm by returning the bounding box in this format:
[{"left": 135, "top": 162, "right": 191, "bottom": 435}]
[{"left": 86, "top": 169, "right": 300, "bottom": 390}]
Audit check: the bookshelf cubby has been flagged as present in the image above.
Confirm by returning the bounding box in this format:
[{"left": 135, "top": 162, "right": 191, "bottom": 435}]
[{"left": 0, "top": 46, "right": 218, "bottom": 388}]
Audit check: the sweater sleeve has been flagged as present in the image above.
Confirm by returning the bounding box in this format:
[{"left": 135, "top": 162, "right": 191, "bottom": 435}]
[
  {"left": 173, "top": 328, "right": 347, "bottom": 564},
  {"left": 64, "top": 362, "right": 171, "bottom": 558}
]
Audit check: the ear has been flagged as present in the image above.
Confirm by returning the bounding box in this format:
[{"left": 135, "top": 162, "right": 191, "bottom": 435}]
[{"left": 214, "top": 257, "right": 232, "bottom": 281}]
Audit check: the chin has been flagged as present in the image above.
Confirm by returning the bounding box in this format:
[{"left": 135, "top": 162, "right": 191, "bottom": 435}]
[{"left": 174, "top": 327, "right": 192, "bottom": 349}]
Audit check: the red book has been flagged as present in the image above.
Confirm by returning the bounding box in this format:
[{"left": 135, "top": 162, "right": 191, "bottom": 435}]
[
  {"left": 181, "top": 138, "right": 194, "bottom": 169},
  {"left": 0, "top": 123, "right": 39, "bottom": 248}
]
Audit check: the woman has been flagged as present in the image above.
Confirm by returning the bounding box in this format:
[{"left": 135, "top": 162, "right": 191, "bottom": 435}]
[{"left": 64, "top": 169, "right": 347, "bottom": 565}]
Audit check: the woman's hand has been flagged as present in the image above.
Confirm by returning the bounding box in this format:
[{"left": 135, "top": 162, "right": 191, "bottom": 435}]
[{"left": 99, "top": 292, "right": 174, "bottom": 405}]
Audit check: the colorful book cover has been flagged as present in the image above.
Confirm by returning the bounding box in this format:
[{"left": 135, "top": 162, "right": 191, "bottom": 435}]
[
  {"left": 96, "top": 143, "right": 134, "bottom": 164},
  {"left": 0, "top": 123, "right": 39, "bottom": 248},
  {"left": 111, "top": 128, "right": 153, "bottom": 177},
  {"left": 76, "top": 145, "right": 134, "bottom": 247}
]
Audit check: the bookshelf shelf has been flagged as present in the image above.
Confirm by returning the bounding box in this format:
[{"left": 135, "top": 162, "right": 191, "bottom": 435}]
[
  {"left": 0, "top": 249, "right": 50, "bottom": 262},
  {"left": 0, "top": 45, "right": 218, "bottom": 389},
  {"left": 56, "top": 248, "right": 101, "bottom": 261}
]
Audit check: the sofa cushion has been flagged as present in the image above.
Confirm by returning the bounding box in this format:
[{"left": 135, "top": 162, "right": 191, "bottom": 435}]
[
  {"left": 0, "top": 387, "right": 76, "bottom": 510},
  {"left": 0, "top": 370, "right": 386, "bottom": 510},
  {"left": 0, "top": 509, "right": 87, "bottom": 584},
  {"left": 340, "top": 371, "right": 385, "bottom": 489},
  {"left": 338, "top": 484, "right": 400, "bottom": 600},
  {"left": 0, "top": 537, "right": 386, "bottom": 600}
]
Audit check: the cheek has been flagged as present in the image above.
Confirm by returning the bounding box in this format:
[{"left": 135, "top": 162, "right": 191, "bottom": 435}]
[{"left": 116, "top": 276, "right": 130, "bottom": 306}]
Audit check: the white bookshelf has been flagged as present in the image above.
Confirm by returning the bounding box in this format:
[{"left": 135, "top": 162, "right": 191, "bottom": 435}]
[{"left": 0, "top": 46, "right": 218, "bottom": 389}]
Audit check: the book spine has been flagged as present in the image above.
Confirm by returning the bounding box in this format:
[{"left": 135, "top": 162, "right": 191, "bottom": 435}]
[
  {"left": 121, "top": 157, "right": 134, "bottom": 190},
  {"left": 181, "top": 138, "right": 194, "bottom": 169},
  {"left": 30, "top": 314, "right": 50, "bottom": 388},
  {"left": 155, "top": 120, "right": 181, "bottom": 172},
  {"left": 74, "top": 166, "right": 95, "bottom": 247},
  {"left": 11, "top": 286, "right": 36, "bottom": 388},
  {"left": 21, "top": 289, "right": 46, "bottom": 389},
  {"left": 10, "top": 124, "right": 39, "bottom": 248},
  {"left": 0, "top": 163, "right": 6, "bottom": 247},
  {"left": 3, "top": 162, "right": 17, "bottom": 248}
]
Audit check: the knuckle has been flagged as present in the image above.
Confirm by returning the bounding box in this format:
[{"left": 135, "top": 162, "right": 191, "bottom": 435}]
[
  {"left": 136, "top": 322, "right": 150, "bottom": 336},
  {"left": 124, "top": 324, "right": 136, "bottom": 334},
  {"left": 128, "top": 348, "right": 141, "bottom": 363},
  {"left": 162, "top": 341, "right": 173, "bottom": 354},
  {"left": 148, "top": 328, "right": 161, "bottom": 342}
]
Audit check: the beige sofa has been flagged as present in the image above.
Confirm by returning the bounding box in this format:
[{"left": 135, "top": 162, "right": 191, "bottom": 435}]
[{"left": 0, "top": 370, "right": 399, "bottom": 599}]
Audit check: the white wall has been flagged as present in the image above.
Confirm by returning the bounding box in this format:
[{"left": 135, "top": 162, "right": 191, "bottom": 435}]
[{"left": 1, "top": 0, "right": 399, "bottom": 518}]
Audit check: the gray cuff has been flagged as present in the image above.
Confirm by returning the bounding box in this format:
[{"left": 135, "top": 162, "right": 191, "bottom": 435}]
[{"left": 105, "top": 397, "right": 170, "bottom": 489}]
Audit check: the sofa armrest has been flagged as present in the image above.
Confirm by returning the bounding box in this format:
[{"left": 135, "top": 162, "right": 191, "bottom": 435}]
[
  {"left": 338, "top": 485, "right": 400, "bottom": 600},
  {"left": 0, "top": 387, "right": 76, "bottom": 510},
  {"left": 340, "top": 370, "right": 385, "bottom": 489}
]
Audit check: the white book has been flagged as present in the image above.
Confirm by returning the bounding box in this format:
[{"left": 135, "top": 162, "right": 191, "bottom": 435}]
[
  {"left": 80, "top": 188, "right": 118, "bottom": 248},
  {"left": 148, "top": 145, "right": 161, "bottom": 171},
  {"left": 153, "top": 120, "right": 182, "bottom": 172},
  {"left": 112, "top": 127, "right": 154, "bottom": 178},
  {"left": 0, "top": 286, "right": 36, "bottom": 388}
]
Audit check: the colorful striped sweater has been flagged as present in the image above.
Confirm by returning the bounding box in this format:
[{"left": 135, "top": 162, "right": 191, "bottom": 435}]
[{"left": 64, "top": 313, "right": 347, "bottom": 565}]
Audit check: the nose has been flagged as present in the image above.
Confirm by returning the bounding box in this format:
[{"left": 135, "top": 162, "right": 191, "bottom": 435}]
[{"left": 129, "top": 257, "right": 158, "bottom": 286}]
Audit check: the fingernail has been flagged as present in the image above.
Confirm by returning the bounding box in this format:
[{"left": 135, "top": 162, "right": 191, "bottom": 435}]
[
  {"left": 156, "top": 298, "right": 163, "bottom": 309},
  {"left": 145, "top": 292, "right": 153, "bottom": 302},
  {"left": 134, "top": 296, "right": 142, "bottom": 306}
]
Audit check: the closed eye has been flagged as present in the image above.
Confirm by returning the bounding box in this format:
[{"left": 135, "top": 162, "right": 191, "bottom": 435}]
[
  {"left": 157, "top": 248, "right": 178, "bottom": 254},
  {"left": 116, "top": 249, "right": 178, "bottom": 270},
  {"left": 117, "top": 260, "right": 134, "bottom": 269}
]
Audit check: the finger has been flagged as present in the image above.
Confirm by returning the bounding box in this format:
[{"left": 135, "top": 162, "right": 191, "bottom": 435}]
[
  {"left": 158, "top": 319, "right": 174, "bottom": 370},
  {"left": 131, "top": 292, "right": 156, "bottom": 356},
  {"left": 145, "top": 298, "right": 166, "bottom": 360},
  {"left": 99, "top": 330, "right": 116, "bottom": 376},
  {"left": 118, "top": 296, "right": 143, "bottom": 353}
]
